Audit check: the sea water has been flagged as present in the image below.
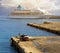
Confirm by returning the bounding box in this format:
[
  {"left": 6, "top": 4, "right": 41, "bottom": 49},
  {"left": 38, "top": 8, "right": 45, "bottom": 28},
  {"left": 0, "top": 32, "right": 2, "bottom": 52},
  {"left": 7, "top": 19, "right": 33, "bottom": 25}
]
[{"left": 0, "top": 16, "right": 60, "bottom": 53}]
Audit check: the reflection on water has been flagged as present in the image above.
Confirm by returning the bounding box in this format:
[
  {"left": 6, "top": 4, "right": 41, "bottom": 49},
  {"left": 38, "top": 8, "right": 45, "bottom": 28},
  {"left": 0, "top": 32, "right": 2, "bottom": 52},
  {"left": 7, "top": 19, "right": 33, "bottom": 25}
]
[{"left": 0, "top": 17, "right": 60, "bottom": 53}]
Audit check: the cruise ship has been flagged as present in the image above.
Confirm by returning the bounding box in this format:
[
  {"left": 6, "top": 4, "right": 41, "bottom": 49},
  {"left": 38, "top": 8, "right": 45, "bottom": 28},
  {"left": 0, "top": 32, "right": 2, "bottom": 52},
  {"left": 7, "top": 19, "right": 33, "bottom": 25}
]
[{"left": 8, "top": 5, "right": 45, "bottom": 19}]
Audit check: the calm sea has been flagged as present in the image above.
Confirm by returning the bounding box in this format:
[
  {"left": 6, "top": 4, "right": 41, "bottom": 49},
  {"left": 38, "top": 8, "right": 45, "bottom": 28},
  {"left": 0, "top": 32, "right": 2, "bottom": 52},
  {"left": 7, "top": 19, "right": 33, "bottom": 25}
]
[{"left": 0, "top": 16, "right": 60, "bottom": 53}]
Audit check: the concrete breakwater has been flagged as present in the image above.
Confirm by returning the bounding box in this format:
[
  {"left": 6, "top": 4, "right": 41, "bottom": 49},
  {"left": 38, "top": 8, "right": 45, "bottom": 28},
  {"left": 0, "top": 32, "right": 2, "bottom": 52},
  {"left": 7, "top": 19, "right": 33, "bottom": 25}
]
[
  {"left": 27, "top": 22, "right": 60, "bottom": 35},
  {"left": 11, "top": 36, "right": 60, "bottom": 53}
]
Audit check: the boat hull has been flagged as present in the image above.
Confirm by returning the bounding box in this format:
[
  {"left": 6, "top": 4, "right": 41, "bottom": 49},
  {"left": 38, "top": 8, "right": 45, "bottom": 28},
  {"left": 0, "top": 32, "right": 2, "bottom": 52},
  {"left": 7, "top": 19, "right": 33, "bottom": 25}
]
[{"left": 8, "top": 15, "right": 44, "bottom": 19}]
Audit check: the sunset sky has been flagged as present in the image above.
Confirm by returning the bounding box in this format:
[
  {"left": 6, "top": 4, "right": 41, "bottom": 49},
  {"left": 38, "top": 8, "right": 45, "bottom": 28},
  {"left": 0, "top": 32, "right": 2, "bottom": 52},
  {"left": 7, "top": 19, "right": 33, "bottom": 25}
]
[{"left": 0, "top": 0, "right": 60, "bottom": 15}]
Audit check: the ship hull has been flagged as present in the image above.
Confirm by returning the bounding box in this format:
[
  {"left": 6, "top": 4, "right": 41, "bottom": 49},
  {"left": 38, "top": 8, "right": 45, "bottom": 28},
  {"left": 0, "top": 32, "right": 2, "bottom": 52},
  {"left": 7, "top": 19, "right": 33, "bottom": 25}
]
[{"left": 8, "top": 15, "right": 44, "bottom": 19}]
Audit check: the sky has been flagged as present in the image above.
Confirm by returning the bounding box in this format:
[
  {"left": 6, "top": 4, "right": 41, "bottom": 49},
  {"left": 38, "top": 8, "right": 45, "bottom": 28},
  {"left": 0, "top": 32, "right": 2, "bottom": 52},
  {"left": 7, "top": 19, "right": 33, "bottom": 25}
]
[{"left": 0, "top": 0, "right": 60, "bottom": 16}]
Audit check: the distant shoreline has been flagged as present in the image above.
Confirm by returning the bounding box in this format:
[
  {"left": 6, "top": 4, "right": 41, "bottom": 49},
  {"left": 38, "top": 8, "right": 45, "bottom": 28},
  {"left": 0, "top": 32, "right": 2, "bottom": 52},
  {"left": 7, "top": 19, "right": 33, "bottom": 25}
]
[{"left": 49, "top": 15, "right": 60, "bottom": 19}]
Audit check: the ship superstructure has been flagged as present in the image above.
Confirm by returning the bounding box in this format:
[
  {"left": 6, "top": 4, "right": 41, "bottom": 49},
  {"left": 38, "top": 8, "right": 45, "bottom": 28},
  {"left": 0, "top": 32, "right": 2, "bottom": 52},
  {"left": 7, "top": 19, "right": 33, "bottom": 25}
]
[{"left": 9, "top": 5, "right": 44, "bottom": 18}]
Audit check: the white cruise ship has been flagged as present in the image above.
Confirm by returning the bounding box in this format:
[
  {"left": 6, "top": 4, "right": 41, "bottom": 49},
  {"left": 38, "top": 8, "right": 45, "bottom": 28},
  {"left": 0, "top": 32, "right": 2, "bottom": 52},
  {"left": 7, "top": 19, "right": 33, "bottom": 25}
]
[{"left": 8, "top": 5, "right": 45, "bottom": 19}]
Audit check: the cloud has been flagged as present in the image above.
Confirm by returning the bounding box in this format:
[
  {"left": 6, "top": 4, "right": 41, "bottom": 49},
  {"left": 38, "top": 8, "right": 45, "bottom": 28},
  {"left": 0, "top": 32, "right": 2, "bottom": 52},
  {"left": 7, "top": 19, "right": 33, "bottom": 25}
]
[
  {"left": 0, "top": 0, "right": 60, "bottom": 15},
  {"left": 22, "top": 0, "right": 60, "bottom": 15},
  {"left": 0, "top": 0, "right": 22, "bottom": 7}
]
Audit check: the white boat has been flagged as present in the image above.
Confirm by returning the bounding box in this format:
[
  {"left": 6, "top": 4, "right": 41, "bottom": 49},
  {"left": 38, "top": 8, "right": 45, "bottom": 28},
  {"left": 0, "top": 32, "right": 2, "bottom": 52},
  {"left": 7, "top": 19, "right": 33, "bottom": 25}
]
[{"left": 8, "top": 5, "right": 45, "bottom": 19}]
